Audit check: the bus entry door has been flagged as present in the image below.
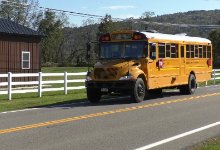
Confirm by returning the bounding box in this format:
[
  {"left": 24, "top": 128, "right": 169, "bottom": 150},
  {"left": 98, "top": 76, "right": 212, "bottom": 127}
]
[{"left": 179, "top": 44, "right": 186, "bottom": 75}]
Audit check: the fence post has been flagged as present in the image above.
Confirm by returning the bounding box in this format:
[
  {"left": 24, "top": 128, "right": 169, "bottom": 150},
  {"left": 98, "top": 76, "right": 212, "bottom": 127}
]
[
  {"left": 205, "top": 81, "right": 207, "bottom": 86},
  {"left": 214, "top": 69, "right": 216, "bottom": 85},
  {"left": 8, "top": 72, "right": 12, "bottom": 100},
  {"left": 38, "top": 72, "right": 42, "bottom": 97},
  {"left": 64, "top": 72, "right": 67, "bottom": 95}
]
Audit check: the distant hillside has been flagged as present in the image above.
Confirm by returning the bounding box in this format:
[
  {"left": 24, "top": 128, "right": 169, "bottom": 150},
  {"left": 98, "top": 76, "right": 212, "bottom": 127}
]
[
  {"left": 154, "top": 10, "right": 220, "bottom": 25},
  {"left": 151, "top": 10, "right": 220, "bottom": 38}
]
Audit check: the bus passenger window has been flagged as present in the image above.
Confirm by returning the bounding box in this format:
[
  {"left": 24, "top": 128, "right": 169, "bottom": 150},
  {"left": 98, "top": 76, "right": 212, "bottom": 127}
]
[
  {"left": 176, "top": 44, "right": 179, "bottom": 58},
  {"left": 207, "top": 46, "right": 211, "bottom": 58},
  {"left": 199, "top": 45, "right": 202, "bottom": 58},
  {"left": 203, "top": 45, "right": 207, "bottom": 58},
  {"left": 166, "top": 43, "right": 170, "bottom": 58},
  {"left": 186, "top": 45, "right": 190, "bottom": 58},
  {"left": 181, "top": 46, "right": 184, "bottom": 58},
  {"left": 195, "top": 45, "right": 198, "bottom": 58},
  {"left": 159, "top": 43, "right": 165, "bottom": 58},
  {"left": 191, "top": 45, "right": 194, "bottom": 58},
  {"left": 149, "top": 43, "right": 157, "bottom": 60},
  {"left": 171, "top": 44, "right": 176, "bottom": 58}
]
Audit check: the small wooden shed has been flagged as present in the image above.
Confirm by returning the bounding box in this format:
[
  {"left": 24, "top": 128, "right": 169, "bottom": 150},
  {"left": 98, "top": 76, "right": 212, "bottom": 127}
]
[{"left": 0, "top": 18, "right": 45, "bottom": 86}]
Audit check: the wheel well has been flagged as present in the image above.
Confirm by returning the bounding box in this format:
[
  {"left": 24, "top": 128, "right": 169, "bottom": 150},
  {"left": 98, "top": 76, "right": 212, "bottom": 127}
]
[
  {"left": 138, "top": 74, "right": 147, "bottom": 87},
  {"left": 190, "top": 71, "right": 196, "bottom": 79}
]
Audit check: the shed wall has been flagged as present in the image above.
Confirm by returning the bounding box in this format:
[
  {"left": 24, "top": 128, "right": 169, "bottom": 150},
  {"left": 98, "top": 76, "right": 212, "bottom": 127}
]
[{"left": 0, "top": 35, "right": 41, "bottom": 86}]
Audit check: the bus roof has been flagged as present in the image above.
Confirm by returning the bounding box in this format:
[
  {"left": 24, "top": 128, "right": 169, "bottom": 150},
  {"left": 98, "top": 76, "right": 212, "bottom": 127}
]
[{"left": 140, "top": 31, "right": 211, "bottom": 44}]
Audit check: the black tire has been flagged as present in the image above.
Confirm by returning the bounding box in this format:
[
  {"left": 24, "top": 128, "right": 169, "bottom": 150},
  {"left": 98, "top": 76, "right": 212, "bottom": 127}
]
[
  {"left": 131, "top": 78, "right": 145, "bottom": 103},
  {"left": 87, "top": 88, "right": 101, "bottom": 103},
  {"left": 180, "top": 74, "right": 196, "bottom": 95},
  {"left": 148, "top": 88, "right": 162, "bottom": 95}
]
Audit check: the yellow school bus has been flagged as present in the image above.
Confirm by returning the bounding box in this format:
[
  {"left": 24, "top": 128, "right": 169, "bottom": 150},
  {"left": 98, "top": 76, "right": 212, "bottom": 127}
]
[{"left": 85, "top": 30, "right": 212, "bottom": 103}]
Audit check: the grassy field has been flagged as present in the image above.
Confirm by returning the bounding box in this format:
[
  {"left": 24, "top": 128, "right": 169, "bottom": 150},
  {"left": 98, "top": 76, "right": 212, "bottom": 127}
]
[{"left": 0, "top": 67, "right": 88, "bottom": 112}]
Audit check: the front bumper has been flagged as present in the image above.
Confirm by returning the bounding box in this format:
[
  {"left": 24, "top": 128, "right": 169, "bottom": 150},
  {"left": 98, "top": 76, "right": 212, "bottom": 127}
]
[{"left": 85, "top": 80, "right": 136, "bottom": 91}]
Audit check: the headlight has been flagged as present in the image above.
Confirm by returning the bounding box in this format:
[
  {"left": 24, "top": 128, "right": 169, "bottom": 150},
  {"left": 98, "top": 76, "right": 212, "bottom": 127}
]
[
  {"left": 86, "top": 76, "right": 92, "bottom": 81},
  {"left": 119, "top": 74, "right": 134, "bottom": 80}
]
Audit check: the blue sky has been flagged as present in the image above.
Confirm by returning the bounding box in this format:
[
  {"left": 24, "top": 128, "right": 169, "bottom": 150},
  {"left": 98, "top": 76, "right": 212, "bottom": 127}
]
[{"left": 38, "top": 0, "right": 220, "bottom": 26}]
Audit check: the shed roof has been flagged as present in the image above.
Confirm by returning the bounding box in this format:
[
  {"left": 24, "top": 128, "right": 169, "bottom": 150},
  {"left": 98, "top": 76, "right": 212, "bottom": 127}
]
[{"left": 0, "top": 18, "right": 46, "bottom": 37}]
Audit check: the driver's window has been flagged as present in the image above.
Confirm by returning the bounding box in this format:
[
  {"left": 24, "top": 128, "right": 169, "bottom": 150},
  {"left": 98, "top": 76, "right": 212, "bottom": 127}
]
[{"left": 149, "top": 43, "right": 157, "bottom": 60}]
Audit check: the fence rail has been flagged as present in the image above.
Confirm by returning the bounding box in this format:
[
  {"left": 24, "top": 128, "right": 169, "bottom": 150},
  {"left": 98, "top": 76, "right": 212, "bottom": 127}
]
[
  {"left": 0, "top": 72, "right": 87, "bottom": 100},
  {"left": 0, "top": 69, "right": 220, "bottom": 100}
]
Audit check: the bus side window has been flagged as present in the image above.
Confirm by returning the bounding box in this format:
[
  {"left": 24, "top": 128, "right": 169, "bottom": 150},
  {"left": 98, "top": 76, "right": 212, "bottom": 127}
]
[
  {"left": 207, "top": 46, "right": 211, "bottom": 58},
  {"left": 181, "top": 45, "right": 184, "bottom": 58},
  {"left": 195, "top": 45, "right": 198, "bottom": 58},
  {"left": 186, "top": 45, "right": 190, "bottom": 58},
  {"left": 159, "top": 43, "right": 165, "bottom": 58},
  {"left": 191, "top": 45, "right": 194, "bottom": 58},
  {"left": 203, "top": 45, "right": 207, "bottom": 58},
  {"left": 166, "top": 43, "right": 170, "bottom": 58},
  {"left": 150, "top": 43, "right": 157, "bottom": 60},
  {"left": 171, "top": 44, "right": 176, "bottom": 58},
  {"left": 199, "top": 45, "right": 203, "bottom": 58}
]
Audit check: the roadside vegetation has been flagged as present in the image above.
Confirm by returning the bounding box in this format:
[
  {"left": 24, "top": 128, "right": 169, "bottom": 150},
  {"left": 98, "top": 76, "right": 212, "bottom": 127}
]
[
  {"left": 0, "top": 67, "right": 88, "bottom": 112},
  {"left": 189, "top": 137, "right": 220, "bottom": 150}
]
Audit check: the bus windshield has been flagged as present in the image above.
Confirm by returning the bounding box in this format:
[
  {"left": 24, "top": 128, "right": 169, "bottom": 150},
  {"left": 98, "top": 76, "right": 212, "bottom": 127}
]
[{"left": 99, "top": 41, "right": 148, "bottom": 59}]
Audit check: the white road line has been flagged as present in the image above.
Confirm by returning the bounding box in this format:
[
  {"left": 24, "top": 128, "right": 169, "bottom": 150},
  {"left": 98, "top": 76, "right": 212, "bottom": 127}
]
[{"left": 134, "top": 121, "right": 220, "bottom": 150}]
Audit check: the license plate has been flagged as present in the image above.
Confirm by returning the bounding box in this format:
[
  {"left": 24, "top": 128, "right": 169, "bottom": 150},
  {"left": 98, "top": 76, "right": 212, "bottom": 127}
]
[{"left": 101, "top": 88, "right": 108, "bottom": 92}]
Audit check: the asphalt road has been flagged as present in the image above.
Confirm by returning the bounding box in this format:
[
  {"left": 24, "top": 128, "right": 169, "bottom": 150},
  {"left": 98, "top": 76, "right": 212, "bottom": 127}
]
[{"left": 1, "top": 85, "right": 220, "bottom": 150}]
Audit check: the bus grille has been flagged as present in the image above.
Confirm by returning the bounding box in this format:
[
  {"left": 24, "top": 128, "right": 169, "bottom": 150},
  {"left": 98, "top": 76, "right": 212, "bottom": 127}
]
[{"left": 94, "top": 68, "right": 118, "bottom": 79}]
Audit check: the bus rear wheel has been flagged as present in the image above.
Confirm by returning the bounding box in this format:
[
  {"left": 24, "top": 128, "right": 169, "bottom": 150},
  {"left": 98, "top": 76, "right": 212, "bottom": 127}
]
[
  {"left": 87, "top": 88, "right": 101, "bottom": 103},
  {"left": 131, "top": 78, "right": 145, "bottom": 103},
  {"left": 180, "top": 74, "right": 196, "bottom": 95}
]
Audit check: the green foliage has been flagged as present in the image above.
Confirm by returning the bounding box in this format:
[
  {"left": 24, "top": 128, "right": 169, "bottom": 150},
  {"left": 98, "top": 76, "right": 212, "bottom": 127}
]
[
  {"left": 38, "top": 11, "right": 67, "bottom": 63},
  {"left": 0, "top": 0, "right": 42, "bottom": 29},
  {"left": 75, "top": 59, "right": 95, "bottom": 67},
  {"left": 208, "top": 29, "right": 220, "bottom": 67}
]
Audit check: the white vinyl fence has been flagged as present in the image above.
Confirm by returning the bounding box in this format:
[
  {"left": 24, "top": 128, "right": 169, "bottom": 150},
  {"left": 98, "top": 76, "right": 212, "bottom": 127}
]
[
  {"left": 0, "top": 72, "right": 87, "bottom": 100},
  {"left": 0, "top": 70, "right": 220, "bottom": 100}
]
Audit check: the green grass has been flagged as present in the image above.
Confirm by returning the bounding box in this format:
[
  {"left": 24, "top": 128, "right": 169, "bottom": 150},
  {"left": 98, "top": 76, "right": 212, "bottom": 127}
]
[
  {"left": 0, "top": 89, "right": 87, "bottom": 112},
  {"left": 190, "top": 137, "right": 220, "bottom": 150},
  {"left": 0, "top": 67, "right": 89, "bottom": 112}
]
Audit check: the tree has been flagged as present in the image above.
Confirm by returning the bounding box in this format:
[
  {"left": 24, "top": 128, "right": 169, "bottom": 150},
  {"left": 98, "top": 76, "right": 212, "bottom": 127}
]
[
  {"left": 139, "top": 11, "right": 155, "bottom": 30},
  {"left": 96, "top": 14, "right": 121, "bottom": 39},
  {"left": 209, "top": 29, "right": 220, "bottom": 67},
  {"left": 38, "top": 11, "right": 68, "bottom": 63},
  {"left": 0, "top": 0, "right": 42, "bottom": 29}
]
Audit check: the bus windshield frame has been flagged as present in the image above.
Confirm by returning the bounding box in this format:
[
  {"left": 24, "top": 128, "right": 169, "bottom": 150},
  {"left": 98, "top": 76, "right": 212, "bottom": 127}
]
[{"left": 99, "top": 41, "right": 148, "bottom": 60}]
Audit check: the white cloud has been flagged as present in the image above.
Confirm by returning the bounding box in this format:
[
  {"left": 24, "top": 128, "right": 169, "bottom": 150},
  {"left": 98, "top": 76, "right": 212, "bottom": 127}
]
[
  {"left": 116, "top": 14, "right": 141, "bottom": 19},
  {"left": 82, "top": 7, "right": 87, "bottom": 9},
  {"left": 101, "top": 5, "right": 135, "bottom": 10}
]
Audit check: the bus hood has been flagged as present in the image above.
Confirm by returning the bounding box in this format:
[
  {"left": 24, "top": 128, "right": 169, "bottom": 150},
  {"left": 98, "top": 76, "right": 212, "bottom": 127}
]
[{"left": 94, "top": 59, "right": 138, "bottom": 68}]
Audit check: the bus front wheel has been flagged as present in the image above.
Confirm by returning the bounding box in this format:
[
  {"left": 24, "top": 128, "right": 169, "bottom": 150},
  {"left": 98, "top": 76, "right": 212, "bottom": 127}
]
[
  {"left": 87, "top": 88, "right": 101, "bottom": 103},
  {"left": 131, "top": 78, "right": 145, "bottom": 103}
]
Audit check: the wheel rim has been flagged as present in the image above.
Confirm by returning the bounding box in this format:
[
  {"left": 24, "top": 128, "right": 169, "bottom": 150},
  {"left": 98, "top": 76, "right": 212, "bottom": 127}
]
[{"left": 137, "top": 84, "right": 144, "bottom": 97}]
